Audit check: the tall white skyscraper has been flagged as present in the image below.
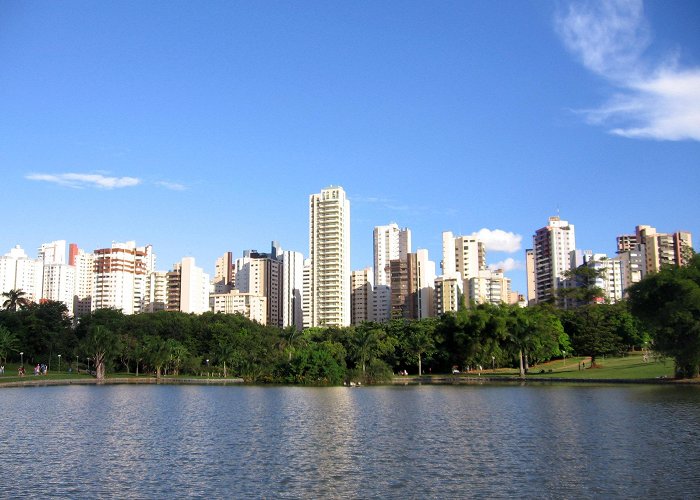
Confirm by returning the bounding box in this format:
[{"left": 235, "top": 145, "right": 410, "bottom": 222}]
[
  {"left": 0, "top": 245, "right": 43, "bottom": 303},
  {"left": 532, "top": 216, "right": 576, "bottom": 303},
  {"left": 308, "top": 186, "right": 351, "bottom": 327},
  {"left": 372, "top": 223, "right": 411, "bottom": 322}
]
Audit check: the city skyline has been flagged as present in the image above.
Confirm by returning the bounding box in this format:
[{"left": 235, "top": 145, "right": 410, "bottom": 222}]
[{"left": 2, "top": 0, "right": 699, "bottom": 296}]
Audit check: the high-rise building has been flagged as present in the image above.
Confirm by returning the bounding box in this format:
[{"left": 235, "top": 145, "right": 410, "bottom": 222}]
[
  {"left": 582, "top": 254, "right": 624, "bottom": 304},
  {"left": 434, "top": 275, "right": 462, "bottom": 315},
  {"left": 145, "top": 271, "right": 168, "bottom": 312},
  {"left": 210, "top": 290, "right": 267, "bottom": 324},
  {"left": 92, "top": 241, "right": 155, "bottom": 314},
  {"left": 466, "top": 269, "right": 512, "bottom": 306},
  {"left": 391, "top": 250, "right": 435, "bottom": 319},
  {"left": 532, "top": 216, "right": 576, "bottom": 304},
  {"left": 636, "top": 225, "right": 693, "bottom": 273},
  {"left": 179, "top": 257, "right": 210, "bottom": 314},
  {"left": 372, "top": 224, "right": 411, "bottom": 322},
  {"left": 213, "top": 252, "right": 234, "bottom": 294},
  {"left": 38, "top": 240, "right": 66, "bottom": 266},
  {"left": 0, "top": 245, "right": 43, "bottom": 303},
  {"left": 351, "top": 268, "right": 373, "bottom": 325},
  {"left": 282, "top": 250, "right": 305, "bottom": 330},
  {"left": 70, "top": 244, "right": 94, "bottom": 317},
  {"left": 441, "top": 231, "right": 486, "bottom": 288},
  {"left": 42, "top": 262, "right": 75, "bottom": 314},
  {"left": 525, "top": 248, "right": 536, "bottom": 305},
  {"left": 409, "top": 249, "right": 435, "bottom": 319},
  {"left": 234, "top": 244, "right": 284, "bottom": 328},
  {"left": 308, "top": 186, "right": 351, "bottom": 327}
]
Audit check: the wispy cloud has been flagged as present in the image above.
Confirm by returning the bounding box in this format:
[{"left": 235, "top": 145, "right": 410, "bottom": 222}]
[
  {"left": 470, "top": 228, "right": 522, "bottom": 253},
  {"left": 156, "top": 181, "right": 187, "bottom": 191},
  {"left": 555, "top": 0, "right": 700, "bottom": 141},
  {"left": 488, "top": 258, "right": 523, "bottom": 273},
  {"left": 26, "top": 173, "right": 141, "bottom": 189}
]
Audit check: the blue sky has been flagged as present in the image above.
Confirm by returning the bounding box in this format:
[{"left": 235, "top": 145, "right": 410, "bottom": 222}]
[{"left": 1, "top": 0, "right": 699, "bottom": 295}]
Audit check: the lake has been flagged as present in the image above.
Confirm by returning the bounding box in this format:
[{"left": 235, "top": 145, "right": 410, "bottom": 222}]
[{"left": 1, "top": 383, "right": 699, "bottom": 498}]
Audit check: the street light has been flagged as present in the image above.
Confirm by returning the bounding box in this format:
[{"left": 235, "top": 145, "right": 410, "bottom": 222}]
[
  {"left": 492, "top": 356, "right": 495, "bottom": 371},
  {"left": 76, "top": 355, "right": 78, "bottom": 374},
  {"left": 206, "top": 359, "right": 209, "bottom": 377},
  {"left": 58, "top": 354, "right": 61, "bottom": 373},
  {"left": 20, "top": 352, "right": 23, "bottom": 366},
  {"left": 563, "top": 350, "right": 566, "bottom": 367}
]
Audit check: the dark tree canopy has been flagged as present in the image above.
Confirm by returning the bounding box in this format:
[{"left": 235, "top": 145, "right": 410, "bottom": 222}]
[{"left": 628, "top": 254, "right": 700, "bottom": 378}]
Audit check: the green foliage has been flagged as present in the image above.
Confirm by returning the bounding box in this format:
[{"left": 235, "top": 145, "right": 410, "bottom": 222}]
[
  {"left": 561, "top": 304, "right": 626, "bottom": 365},
  {"left": 558, "top": 264, "right": 605, "bottom": 307},
  {"left": 0, "top": 325, "right": 19, "bottom": 364},
  {"left": 628, "top": 254, "right": 700, "bottom": 378},
  {"left": 282, "top": 341, "right": 346, "bottom": 385}
]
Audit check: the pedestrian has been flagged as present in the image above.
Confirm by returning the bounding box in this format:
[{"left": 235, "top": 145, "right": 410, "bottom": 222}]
[{"left": 0, "top": 364, "right": 4, "bottom": 374}]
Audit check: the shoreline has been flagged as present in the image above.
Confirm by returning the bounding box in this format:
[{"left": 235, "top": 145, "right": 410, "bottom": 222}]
[
  {"left": 0, "top": 376, "right": 244, "bottom": 388},
  {"left": 1, "top": 374, "right": 698, "bottom": 388},
  {"left": 391, "top": 375, "right": 700, "bottom": 385}
]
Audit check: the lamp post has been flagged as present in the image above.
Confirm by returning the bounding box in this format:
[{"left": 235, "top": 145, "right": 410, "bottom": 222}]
[
  {"left": 58, "top": 354, "right": 61, "bottom": 373},
  {"left": 76, "top": 355, "right": 78, "bottom": 374},
  {"left": 562, "top": 350, "right": 566, "bottom": 368},
  {"left": 87, "top": 358, "right": 91, "bottom": 373},
  {"left": 20, "top": 351, "right": 23, "bottom": 366},
  {"left": 492, "top": 356, "right": 495, "bottom": 371},
  {"left": 206, "top": 359, "right": 209, "bottom": 378}
]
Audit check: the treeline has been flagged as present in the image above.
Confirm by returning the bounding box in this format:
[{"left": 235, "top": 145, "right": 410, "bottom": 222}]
[{"left": 0, "top": 298, "right": 650, "bottom": 384}]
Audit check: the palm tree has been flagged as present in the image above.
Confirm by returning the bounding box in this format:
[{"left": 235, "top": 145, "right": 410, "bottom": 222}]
[{"left": 2, "top": 289, "right": 30, "bottom": 311}]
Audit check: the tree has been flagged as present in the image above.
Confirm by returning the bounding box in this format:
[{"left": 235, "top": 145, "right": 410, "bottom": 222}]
[
  {"left": 81, "top": 325, "right": 121, "bottom": 380},
  {"left": 0, "top": 326, "right": 19, "bottom": 365},
  {"left": 351, "top": 323, "right": 395, "bottom": 376},
  {"left": 2, "top": 289, "right": 31, "bottom": 312},
  {"left": 403, "top": 319, "right": 438, "bottom": 376},
  {"left": 562, "top": 305, "right": 624, "bottom": 367},
  {"left": 628, "top": 255, "right": 700, "bottom": 378},
  {"left": 558, "top": 265, "right": 605, "bottom": 307}
]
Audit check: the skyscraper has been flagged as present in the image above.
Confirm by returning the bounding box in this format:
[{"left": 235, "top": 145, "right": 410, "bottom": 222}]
[
  {"left": 92, "top": 241, "right": 155, "bottom": 314},
  {"left": 532, "top": 216, "right": 576, "bottom": 303},
  {"left": 308, "top": 186, "right": 351, "bottom": 327},
  {"left": 372, "top": 223, "right": 411, "bottom": 322}
]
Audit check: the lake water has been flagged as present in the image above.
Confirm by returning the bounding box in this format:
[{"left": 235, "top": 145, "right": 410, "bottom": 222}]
[{"left": 1, "top": 383, "right": 699, "bottom": 498}]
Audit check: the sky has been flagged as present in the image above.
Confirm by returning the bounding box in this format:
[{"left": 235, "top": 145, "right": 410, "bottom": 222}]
[{"left": 1, "top": 0, "right": 699, "bottom": 296}]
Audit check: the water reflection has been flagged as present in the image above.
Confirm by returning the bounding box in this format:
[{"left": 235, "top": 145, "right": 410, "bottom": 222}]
[{"left": 0, "top": 384, "right": 699, "bottom": 497}]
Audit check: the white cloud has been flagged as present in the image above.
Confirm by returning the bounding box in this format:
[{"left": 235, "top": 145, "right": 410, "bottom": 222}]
[
  {"left": 488, "top": 258, "right": 523, "bottom": 273},
  {"left": 555, "top": 0, "right": 700, "bottom": 141},
  {"left": 470, "top": 228, "right": 522, "bottom": 253},
  {"left": 156, "top": 181, "right": 187, "bottom": 191},
  {"left": 26, "top": 173, "right": 141, "bottom": 189}
]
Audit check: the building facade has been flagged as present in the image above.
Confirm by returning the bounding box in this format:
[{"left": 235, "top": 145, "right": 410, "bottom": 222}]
[
  {"left": 308, "top": 186, "right": 351, "bottom": 327},
  {"left": 532, "top": 216, "right": 576, "bottom": 304}
]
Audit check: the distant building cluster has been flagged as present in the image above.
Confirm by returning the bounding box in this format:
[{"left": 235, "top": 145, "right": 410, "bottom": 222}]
[
  {"left": 525, "top": 217, "right": 694, "bottom": 306},
  {"left": 0, "top": 186, "right": 694, "bottom": 327}
]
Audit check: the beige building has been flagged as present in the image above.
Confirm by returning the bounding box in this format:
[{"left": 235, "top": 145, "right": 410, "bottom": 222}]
[
  {"left": 210, "top": 290, "right": 267, "bottom": 324},
  {"left": 434, "top": 275, "right": 462, "bottom": 315},
  {"left": 351, "top": 267, "right": 373, "bottom": 325},
  {"left": 92, "top": 241, "right": 155, "bottom": 315},
  {"left": 466, "top": 269, "right": 512, "bottom": 306},
  {"left": 308, "top": 186, "right": 351, "bottom": 327}
]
